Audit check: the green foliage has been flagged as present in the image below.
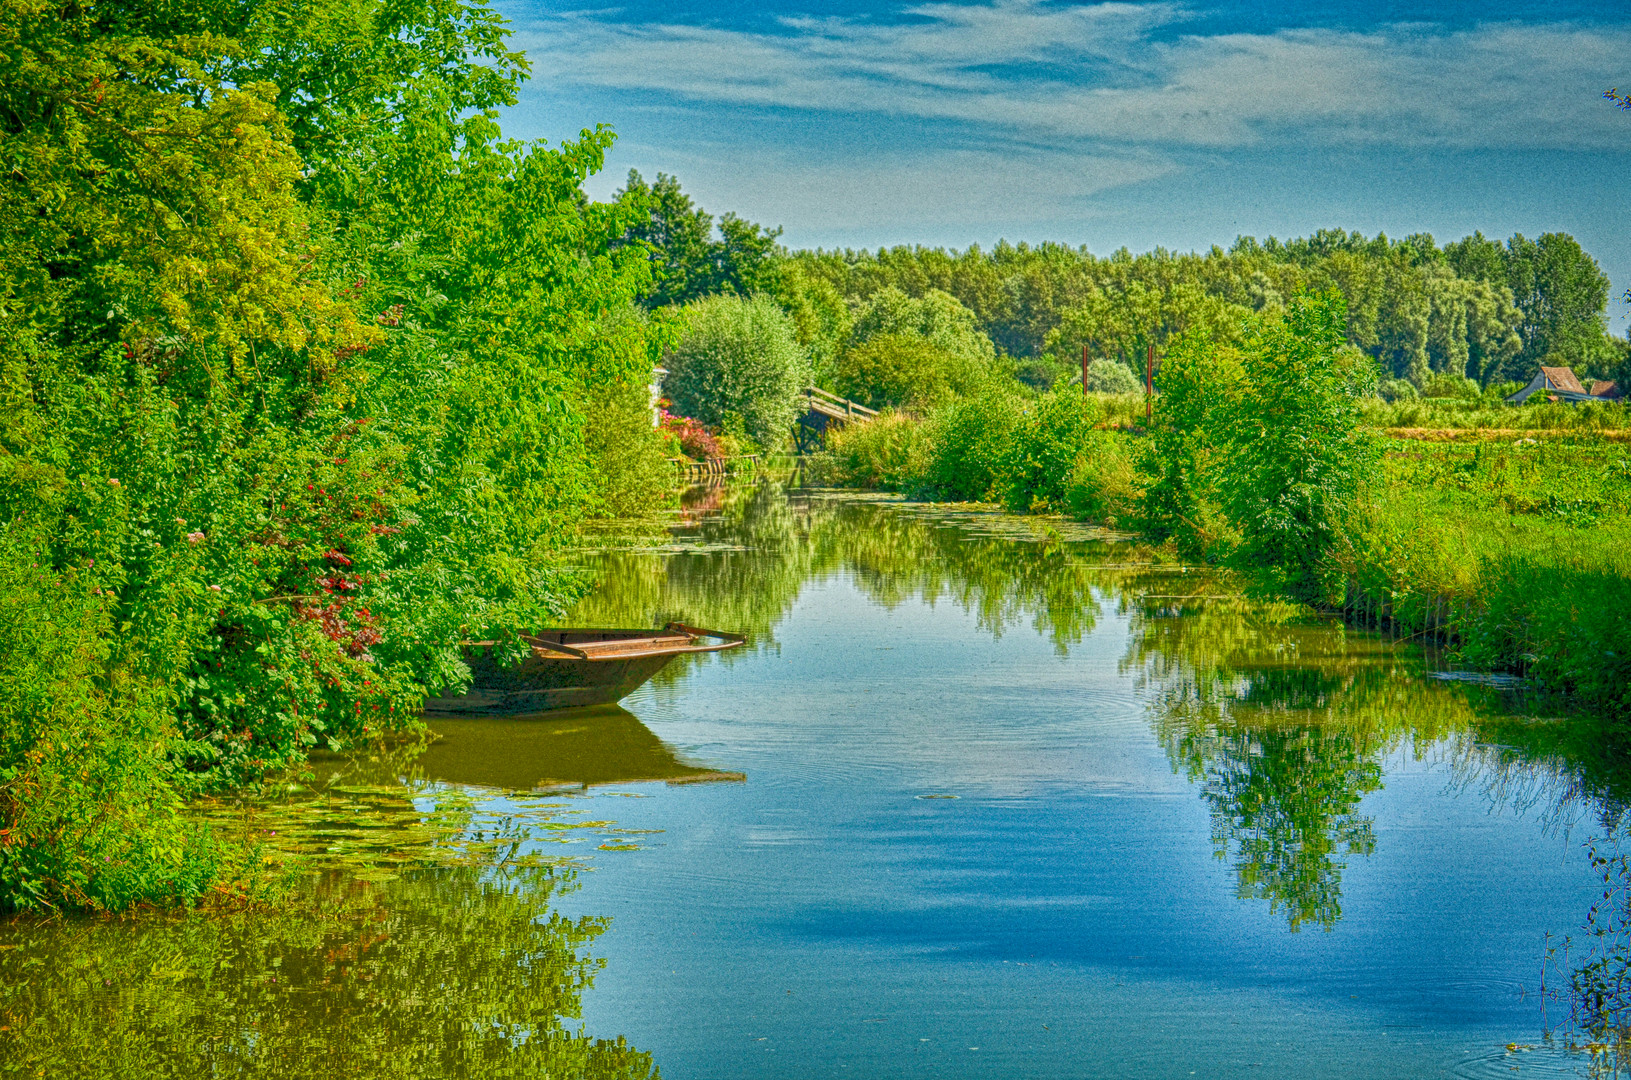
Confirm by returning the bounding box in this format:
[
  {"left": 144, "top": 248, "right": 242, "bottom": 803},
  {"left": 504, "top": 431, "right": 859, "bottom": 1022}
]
[
  {"left": 616, "top": 171, "right": 782, "bottom": 308},
  {"left": 0, "top": 549, "right": 218, "bottom": 912},
  {"left": 1082, "top": 358, "right": 1142, "bottom": 395},
  {"left": 1143, "top": 332, "right": 1243, "bottom": 553},
  {"left": 817, "top": 386, "right": 1138, "bottom": 520},
  {"left": 995, "top": 389, "right": 1101, "bottom": 513},
  {"left": 583, "top": 381, "right": 678, "bottom": 519},
  {"left": 1448, "top": 231, "right": 1615, "bottom": 373},
  {"left": 1212, "top": 295, "right": 1380, "bottom": 603},
  {"left": 845, "top": 287, "right": 999, "bottom": 396},
  {"left": 1044, "top": 281, "right": 1251, "bottom": 378},
  {"left": 1377, "top": 377, "right": 1419, "bottom": 402},
  {"left": 1418, "top": 372, "right": 1480, "bottom": 399},
  {"left": 0, "top": 0, "right": 673, "bottom": 909},
  {"left": 836, "top": 333, "right": 964, "bottom": 409},
  {"left": 1329, "top": 437, "right": 1631, "bottom": 720},
  {"left": 663, "top": 294, "right": 810, "bottom": 449},
  {"left": 772, "top": 260, "right": 852, "bottom": 388},
  {"left": 782, "top": 227, "right": 1611, "bottom": 393},
  {"left": 806, "top": 412, "right": 930, "bottom": 491},
  {"left": 916, "top": 390, "right": 1025, "bottom": 501}
]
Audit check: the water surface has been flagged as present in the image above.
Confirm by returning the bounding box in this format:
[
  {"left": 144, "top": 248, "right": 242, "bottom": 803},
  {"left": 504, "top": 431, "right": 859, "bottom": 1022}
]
[{"left": 6, "top": 483, "right": 1630, "bottom": 1079}]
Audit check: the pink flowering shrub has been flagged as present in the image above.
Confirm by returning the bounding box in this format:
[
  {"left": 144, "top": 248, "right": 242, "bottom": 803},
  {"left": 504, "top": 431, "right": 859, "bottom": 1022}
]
[{"left": 659, "top": 407, "right": 722, "bottom": 460}]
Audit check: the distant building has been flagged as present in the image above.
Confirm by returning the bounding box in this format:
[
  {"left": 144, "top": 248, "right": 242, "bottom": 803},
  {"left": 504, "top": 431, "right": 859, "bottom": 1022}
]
[
  {"left": 1506, "top": 365, "right": 1619, "bottom": 404},
  {"left": 650, "top": 366, "right": 668, "bottom": 426}
]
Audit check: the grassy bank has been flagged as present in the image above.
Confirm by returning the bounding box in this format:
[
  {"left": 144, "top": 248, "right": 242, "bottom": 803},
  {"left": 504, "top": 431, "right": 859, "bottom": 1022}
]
[{"left": 814, "top": 299, "right": 1631, "bottom": 721}]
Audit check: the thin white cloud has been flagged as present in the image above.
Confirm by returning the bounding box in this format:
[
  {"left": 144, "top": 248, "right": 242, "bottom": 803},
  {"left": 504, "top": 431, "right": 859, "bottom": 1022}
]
[
  {"left": 584, "top": 138, "right": 1176, "bottom": 236},
  {"left": 515, "top": 2, "right": 1631, "bottom": 150}
]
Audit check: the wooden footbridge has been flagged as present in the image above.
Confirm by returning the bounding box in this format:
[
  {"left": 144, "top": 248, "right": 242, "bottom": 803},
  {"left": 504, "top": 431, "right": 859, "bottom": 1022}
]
[{"left": 794, "top": 386, "right": 877, "bottom": 453}]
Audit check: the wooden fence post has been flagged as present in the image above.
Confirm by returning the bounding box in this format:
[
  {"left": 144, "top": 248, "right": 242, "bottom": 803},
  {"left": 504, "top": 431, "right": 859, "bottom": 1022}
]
[{"left": 1146, "top": 343, "right": 1154, "bottom": 425}]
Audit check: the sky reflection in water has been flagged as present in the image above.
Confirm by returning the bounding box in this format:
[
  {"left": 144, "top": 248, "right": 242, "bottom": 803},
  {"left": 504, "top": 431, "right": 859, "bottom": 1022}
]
[{"left": 6, "top": 482, "right": 1630, "bottom": 1079}]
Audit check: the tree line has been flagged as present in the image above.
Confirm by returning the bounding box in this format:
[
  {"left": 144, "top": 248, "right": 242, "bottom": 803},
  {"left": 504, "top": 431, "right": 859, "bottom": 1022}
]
[{"left": 619, "top": 173, "right": 1628, "bottom": 408}]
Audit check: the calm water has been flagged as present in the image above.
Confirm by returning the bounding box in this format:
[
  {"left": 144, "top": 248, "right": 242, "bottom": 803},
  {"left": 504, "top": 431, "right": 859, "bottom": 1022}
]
[{"left": 6, "top": 483, "right": 1631, "bottom": 1078}]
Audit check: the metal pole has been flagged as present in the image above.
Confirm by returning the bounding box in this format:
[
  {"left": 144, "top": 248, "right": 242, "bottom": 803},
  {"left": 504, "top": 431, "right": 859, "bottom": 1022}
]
[{"left": 1146, "top": 343, "right": 1154, "bottom": 425}]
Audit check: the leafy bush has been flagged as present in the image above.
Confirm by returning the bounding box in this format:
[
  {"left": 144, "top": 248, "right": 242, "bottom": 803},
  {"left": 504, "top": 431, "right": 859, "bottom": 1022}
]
[
  {"left": 1213, "top": 294, "right": 1380, "bottom": 603},
  {"left": 1377, "top": 377, "right": 1418, "bottom": 402},
  {"left": 845, "top": 288, "right": 998, "bottom": 397},
  {"left": 1013, "top": 358, "right": 1071, "bottom": 391},
  {"left": 0, "top": 0, "right": 673, "bottom": 908},
  {"left": 1064, "top": 436, "right": 1144, "bottom": 528},
  {"left": 1419, "top": 372, "right": 1480, "bottom": 399},
  {"left": 0, "top": 549, "right": 220, "bottom": 912},
  {"left": 663, "top": 294, "right": 810, "bottom": 449},
  {"left": 1143, "top": 331, "right": 1243, "bottom": 555},
  {"left": 584, "top": 383, "right": 677, "bottom": 518},
  {"left": 659, "top": 408, "right": 722, "bottom": 460},
  {"left": 809, "top": 412, "right": 930, "bottom": 490},
  {"left": 995, "top": 388, "right": 1101, "bottom": 512},
  {"left": 917, "top": 391, "right": 1025, "bottom": 501},
  {"left": 837, "top": 333, "right": 965, "bottom": 408},
  {"left": 1082, "top": 359, "right": 1141, "bottom": 395}
]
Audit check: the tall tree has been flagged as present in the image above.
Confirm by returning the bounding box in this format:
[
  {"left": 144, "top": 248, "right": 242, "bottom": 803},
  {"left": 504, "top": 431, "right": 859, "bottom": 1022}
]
[
  {"left": 1503, "top": 232, "right": 1611, "bottom": 368},
  {"left": 616, "top": 171, "right": 781, "bottom": 307}
]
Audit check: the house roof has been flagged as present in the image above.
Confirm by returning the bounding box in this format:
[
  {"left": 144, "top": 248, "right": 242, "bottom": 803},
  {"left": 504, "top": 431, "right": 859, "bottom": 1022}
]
[
  {"left": 1540, "top": 366, "right": 1587, "bottom": 395},
  {"left": 1590, "top": 380, "right": 1623, "bottom": 400}
]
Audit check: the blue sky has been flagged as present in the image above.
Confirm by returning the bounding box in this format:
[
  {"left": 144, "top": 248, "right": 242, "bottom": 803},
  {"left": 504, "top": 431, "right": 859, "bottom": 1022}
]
[{"left": 496, "top": 0, "right": 1631, "bottom": 329}]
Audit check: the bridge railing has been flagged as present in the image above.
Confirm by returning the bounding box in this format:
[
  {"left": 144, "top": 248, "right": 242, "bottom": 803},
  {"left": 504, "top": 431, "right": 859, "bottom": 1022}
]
[{"left": 801, "top": 386, "right": 878, "bottom": 422}]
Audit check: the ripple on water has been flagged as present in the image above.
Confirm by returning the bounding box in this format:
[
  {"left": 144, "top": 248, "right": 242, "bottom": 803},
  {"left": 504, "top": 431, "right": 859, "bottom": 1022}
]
[{"left": 1453, "top": 1044, "right": 1592, "bottom": 1079}]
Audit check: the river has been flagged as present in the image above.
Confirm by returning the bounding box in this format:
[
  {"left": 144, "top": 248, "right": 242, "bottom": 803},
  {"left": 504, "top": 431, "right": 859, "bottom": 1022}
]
[{"left": 4, "top": 482, "right": 1628, "bottom": 1079}]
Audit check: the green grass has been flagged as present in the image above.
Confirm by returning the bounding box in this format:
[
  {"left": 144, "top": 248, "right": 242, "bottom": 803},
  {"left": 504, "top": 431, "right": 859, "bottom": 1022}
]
[
  {"left": 817, "top": 414, "right": 1631, "bottom": 720},
  {"left": 1332, "top": 438, "right": 1631, "bottom": 718}
]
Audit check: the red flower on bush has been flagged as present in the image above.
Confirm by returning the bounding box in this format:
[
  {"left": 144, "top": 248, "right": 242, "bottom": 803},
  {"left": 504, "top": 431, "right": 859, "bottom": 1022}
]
[{"left": 658, "top": 409, "right": 721, "bottom": 460}]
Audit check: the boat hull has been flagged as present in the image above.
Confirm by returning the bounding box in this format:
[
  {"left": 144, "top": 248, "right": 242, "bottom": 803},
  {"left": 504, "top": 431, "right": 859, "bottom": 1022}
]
[{"left": 422, "top": 625, "right": 743, "bottom": 716}]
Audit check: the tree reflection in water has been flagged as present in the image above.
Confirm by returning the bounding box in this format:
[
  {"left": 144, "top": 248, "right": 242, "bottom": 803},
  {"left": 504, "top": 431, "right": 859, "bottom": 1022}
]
[
  {"left": 0, "top": 866, "right": 656, "bottom": 1079},
  {"left": 583, "top": 480, "right": 1631, "bottom": 937},
  {"left": 22, "top": 480, "right": 1631, "bottom": 1073}
]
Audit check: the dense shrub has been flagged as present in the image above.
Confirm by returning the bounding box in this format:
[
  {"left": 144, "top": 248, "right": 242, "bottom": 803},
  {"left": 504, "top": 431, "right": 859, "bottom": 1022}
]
[
  {"left": 1082, "top": 359, "right": 1141, "bottom": 395},
  {"left": 0, "top": 0, "right": 671, "bottom": 908},
  {"left": 1418, "top": 372, "right": 1480, "bottom": 400},
  {"left": 0, "top": 550, "right": 219, "bottom": 911},
  {"left": 1143, "top": 331, "right": 1242, "bottom": 555},
  {"left": 808, "top": 412, "right": 929, "bottom": 490},
  {"left": 995, "top": 389, "right": 1100, "bottom": 512},
  {"left": 659, "top": 408, "right": 722, "bottom": 460},
  {"left": 663, "top": 294, "right": 810, "bottom": 449},
  {"left": 837, "top": 333, "right": 964, "bottom": 408},
  {"left": 844, "top": 287, "right": 999, "bottom": 398},
  {"left": 1209, "top": 294, "right": 1380, "bottom": 603},
  {"left": 584, "top": 383, "right": 678, "bottom": 518},
  {"left": 917, "top": 391, "right": 1025, "bottom": 501}
]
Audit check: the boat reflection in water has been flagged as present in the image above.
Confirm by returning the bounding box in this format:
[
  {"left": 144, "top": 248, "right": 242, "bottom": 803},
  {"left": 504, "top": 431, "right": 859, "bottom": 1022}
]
[{"left": 417, "top": 704, "right": 744, "bottom": 793}]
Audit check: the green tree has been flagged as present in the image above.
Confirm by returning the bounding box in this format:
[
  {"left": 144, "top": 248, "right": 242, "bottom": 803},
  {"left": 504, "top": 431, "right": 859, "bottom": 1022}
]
[
  {"left": 1082, "top": 358, "right": 1141, "bottom": 394},
  {"left": 837, "top": 333, "right": 962, "bottom": 409},
  {"left": 1215, "top": 294, "right": 1380, "bottom": 604},
  {"left": 1504, "top": 233, "right": 1612, "bottom": 370},
  {"left": 1144, "top": 331, "right": 1244, "bottom": 553},
  {"left": 616, "top": 171, "right": 781, "bottom": 307},
  {"left": 771, "top": 259, "right": 852, "bottom": 387},
  {"left": 663, "top": 293, "right": 810, "bottom": 449},
  {"left": 846, "top": 287, "right": 998, "bottom": 394},
  {"left": 0, "top": 0, "right": 668, "bottom": 908},
  {"left": 1044, "top": 282, "right": 1251, "bottom": 383}
]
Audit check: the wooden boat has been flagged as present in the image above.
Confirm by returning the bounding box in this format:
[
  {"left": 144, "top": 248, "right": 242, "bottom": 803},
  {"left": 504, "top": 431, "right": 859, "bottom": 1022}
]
[{"left": 422, "top": 623, "right": 744, "bottom": 715}]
